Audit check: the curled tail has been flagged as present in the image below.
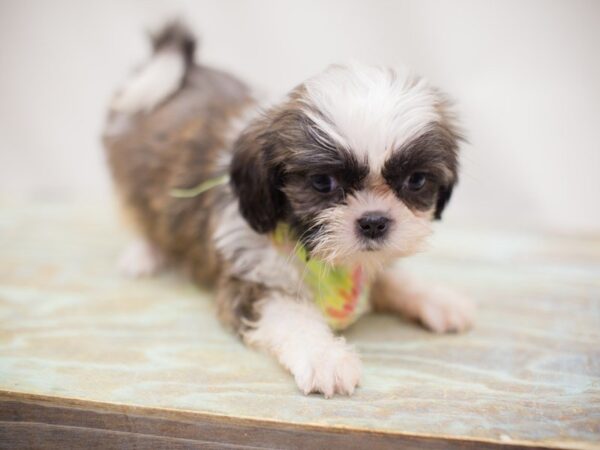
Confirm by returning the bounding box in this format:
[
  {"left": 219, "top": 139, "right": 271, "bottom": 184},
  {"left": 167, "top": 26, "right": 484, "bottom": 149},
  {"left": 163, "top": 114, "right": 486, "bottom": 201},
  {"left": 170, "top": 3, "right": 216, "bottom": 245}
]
[{"left": 111, "top": 20, "right": 197, "bottom": 114}]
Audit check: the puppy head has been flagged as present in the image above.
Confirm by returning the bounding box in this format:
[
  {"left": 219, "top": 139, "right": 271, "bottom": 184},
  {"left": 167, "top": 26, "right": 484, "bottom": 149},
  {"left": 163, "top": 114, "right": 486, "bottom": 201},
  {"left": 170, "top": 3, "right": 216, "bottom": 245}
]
[{"left": 230, "top": 64, "right": 462, "bottom": 268}]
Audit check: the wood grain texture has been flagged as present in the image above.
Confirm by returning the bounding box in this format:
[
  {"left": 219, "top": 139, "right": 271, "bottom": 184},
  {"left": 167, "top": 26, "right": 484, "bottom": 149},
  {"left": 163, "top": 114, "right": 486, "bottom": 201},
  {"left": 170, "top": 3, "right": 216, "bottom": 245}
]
[
  {"left": 0, "top": 394, "right": 561, "bottom": 450},
  {"left": 0, "top": 201, "right": 599, "bottom": 449}
]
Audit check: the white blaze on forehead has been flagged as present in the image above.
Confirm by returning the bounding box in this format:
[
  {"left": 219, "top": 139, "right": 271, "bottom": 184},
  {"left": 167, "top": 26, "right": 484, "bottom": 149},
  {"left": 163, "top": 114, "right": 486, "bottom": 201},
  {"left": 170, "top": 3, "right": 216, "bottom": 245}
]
[{"left": 302, "top": 64, "right": 441, "bottom": 170}]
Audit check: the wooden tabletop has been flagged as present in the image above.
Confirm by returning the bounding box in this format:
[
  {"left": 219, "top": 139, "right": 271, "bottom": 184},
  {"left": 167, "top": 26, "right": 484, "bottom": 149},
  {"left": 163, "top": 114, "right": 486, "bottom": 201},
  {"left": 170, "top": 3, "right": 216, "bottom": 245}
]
[{"left": 0, "top": 201, "right": 598, "bottom": 449}]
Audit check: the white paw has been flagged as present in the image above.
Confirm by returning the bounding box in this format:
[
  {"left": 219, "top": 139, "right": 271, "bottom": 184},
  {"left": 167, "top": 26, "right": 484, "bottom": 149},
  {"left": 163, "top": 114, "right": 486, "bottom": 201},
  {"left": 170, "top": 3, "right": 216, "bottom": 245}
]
[
  {"left": 292, "top": 338, "right": 362, "bottom": 398},
  {"left": 417, "top": 287, "right": 475, "bottom": 333},
  {"left": 117, "top": 239, "right": 165, "bottom": 278}
]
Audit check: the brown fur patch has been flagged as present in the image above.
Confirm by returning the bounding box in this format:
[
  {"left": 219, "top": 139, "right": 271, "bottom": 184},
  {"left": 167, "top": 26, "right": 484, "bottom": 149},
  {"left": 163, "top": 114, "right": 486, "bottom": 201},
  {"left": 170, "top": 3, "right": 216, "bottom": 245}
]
[{"left": 215, "top": 275, "right": 267, "bottom": 333}]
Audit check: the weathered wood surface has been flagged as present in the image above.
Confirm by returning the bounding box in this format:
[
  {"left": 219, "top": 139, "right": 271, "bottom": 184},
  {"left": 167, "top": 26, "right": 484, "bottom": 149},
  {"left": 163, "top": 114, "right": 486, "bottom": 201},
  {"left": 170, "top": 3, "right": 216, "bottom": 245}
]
[{"left": 0, "top": 201, "right": 598, "bottom": 449}]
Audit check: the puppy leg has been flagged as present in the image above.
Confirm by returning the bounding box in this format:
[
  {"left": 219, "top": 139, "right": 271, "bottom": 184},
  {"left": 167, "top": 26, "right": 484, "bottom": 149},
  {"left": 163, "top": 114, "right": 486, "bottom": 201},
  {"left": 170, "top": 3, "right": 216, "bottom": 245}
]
[
  {"left": 117, "top": 238, "right": 166, "bottom": 277},
  {"left": 246, "top": 295, "right": 362, "bottom": 397},
  {"left": 370, "top": 270, "right": 475, "bottom": 333},
  {"left": 220, "top": 282, "right": 362, "bottom": 397}
]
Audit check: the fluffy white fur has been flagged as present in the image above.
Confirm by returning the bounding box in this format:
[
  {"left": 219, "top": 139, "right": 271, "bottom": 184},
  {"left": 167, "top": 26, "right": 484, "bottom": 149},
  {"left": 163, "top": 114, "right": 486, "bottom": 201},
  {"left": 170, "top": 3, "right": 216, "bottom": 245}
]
[
  {"left": 244, "top": 295, "right": 362, "bottom": 397},
  {"left": 111, "top": 50, "right": 185, "bottom": 114},
  {"left": 302, "top": 64, "right": 443, "bottom": 172}
]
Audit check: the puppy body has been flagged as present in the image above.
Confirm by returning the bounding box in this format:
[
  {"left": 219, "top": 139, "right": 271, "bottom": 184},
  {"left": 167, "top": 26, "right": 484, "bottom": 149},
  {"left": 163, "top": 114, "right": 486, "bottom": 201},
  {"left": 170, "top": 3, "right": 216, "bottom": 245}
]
[{"left": 104, "top": 23, "right": 474, "bottom": 397}]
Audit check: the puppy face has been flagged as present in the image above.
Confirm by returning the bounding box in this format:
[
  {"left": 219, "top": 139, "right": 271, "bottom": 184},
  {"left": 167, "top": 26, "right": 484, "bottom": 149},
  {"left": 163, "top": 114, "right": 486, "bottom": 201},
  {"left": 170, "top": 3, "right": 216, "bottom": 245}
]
[{"left": 231, "top": 64, "right": 461, "bottom": 268}]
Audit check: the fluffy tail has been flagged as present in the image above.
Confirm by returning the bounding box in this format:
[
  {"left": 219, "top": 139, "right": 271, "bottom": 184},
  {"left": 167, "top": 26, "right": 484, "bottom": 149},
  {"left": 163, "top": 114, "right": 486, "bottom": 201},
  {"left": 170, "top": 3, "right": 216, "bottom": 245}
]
[
  {"left": 111, "top": 20, "right": 197, "bottom": 114},
  {"left": 150, "top": 20, "right": 196, "bottom": 66}
]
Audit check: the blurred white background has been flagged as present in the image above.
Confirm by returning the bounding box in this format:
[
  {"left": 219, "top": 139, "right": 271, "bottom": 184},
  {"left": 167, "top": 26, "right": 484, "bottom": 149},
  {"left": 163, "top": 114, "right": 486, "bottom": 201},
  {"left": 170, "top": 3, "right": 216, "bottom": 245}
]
[{"left": 0, "top": 0, "right": 599, "bottom": 233}]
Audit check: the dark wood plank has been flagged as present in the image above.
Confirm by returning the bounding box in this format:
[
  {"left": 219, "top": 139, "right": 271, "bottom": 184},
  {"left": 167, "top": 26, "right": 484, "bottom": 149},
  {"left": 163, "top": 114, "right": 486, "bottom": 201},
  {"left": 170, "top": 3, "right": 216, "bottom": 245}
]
[
  {"left": 0, "top": 422, "right": 258, "bottom": 450},
  {"left": 0, "top": 392, "right": 567, "bottom": 450}
]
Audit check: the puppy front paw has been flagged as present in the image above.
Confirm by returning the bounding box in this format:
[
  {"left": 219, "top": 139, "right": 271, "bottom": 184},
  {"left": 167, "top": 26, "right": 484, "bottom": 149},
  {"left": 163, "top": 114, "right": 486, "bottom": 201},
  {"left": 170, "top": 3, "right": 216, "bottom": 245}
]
[
  {"left": 292, "top": 338, "right": 362, "bottom": 398},
  {"left": 417, "top": 287, "right": 475, "bottom": 333}
]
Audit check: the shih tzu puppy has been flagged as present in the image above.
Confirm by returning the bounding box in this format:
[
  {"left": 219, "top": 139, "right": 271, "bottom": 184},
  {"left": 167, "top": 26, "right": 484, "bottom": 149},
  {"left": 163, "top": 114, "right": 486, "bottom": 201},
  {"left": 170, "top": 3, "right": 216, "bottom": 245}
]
[{"left": 103, "top": 22, "right": 474, "bottom": 397}]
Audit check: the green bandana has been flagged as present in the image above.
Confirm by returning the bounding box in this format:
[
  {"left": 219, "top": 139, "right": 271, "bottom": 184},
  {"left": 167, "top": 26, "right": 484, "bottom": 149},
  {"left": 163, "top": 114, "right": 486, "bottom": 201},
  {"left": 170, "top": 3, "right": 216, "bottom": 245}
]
[{"left": 272, "top": 224, "right": 371, "bottom": 330}]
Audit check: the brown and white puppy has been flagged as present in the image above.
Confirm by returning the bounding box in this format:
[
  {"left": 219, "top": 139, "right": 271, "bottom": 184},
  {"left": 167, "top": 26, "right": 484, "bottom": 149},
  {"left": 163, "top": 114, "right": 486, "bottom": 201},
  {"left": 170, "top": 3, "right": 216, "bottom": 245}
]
[{"left": 103, "top": 22, "right": 474, "bottom": 398}]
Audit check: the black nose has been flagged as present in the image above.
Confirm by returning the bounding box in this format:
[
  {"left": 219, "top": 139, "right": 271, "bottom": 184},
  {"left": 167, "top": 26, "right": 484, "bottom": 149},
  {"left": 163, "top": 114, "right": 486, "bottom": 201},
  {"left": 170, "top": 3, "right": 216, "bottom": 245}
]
[{"left": 357, "top": 213, "right": 391, "bottom": 240}]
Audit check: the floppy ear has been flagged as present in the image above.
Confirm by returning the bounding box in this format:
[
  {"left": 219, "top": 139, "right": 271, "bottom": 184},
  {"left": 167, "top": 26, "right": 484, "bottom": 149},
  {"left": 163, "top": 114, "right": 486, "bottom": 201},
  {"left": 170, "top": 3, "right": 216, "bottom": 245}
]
[
  {"left": 434, "top": 183, "right": 454, "bottom": 220},
  {"left": 431, "top": 90, "right": 463, "bottom": 221},
  {"left": 230, "top": 119, "right": 286, "bottom": 233}
]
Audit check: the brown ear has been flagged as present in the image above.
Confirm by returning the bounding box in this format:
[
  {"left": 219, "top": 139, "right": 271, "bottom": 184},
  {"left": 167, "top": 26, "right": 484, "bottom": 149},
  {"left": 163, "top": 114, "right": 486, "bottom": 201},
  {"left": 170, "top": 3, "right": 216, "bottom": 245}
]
[{"left": 230, "top": 119, "right": 286, "bottom": 233}]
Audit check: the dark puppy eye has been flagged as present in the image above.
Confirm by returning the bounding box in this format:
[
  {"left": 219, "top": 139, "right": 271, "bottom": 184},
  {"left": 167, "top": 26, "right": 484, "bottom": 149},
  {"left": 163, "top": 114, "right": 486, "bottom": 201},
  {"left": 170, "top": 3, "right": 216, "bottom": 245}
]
[
  {"left": 405, "top": 172, "right": 427, "bottom": 191},
  {"left": 310, "top": 174, "right": 338, "bottom": 193}
]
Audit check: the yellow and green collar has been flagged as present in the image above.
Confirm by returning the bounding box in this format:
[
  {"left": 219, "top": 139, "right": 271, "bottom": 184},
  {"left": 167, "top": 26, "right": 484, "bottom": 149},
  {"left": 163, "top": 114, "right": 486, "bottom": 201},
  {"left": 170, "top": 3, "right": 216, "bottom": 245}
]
[{"left": 272, "top": 224, "right": 370, "bottom": 330}]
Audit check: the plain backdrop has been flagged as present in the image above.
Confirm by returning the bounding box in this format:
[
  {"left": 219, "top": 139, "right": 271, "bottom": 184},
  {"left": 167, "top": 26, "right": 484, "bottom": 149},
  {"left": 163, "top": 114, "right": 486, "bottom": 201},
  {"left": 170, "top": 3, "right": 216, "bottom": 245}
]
[{"left": 1, "top": 0, "right": 599, "bottom": 233}]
